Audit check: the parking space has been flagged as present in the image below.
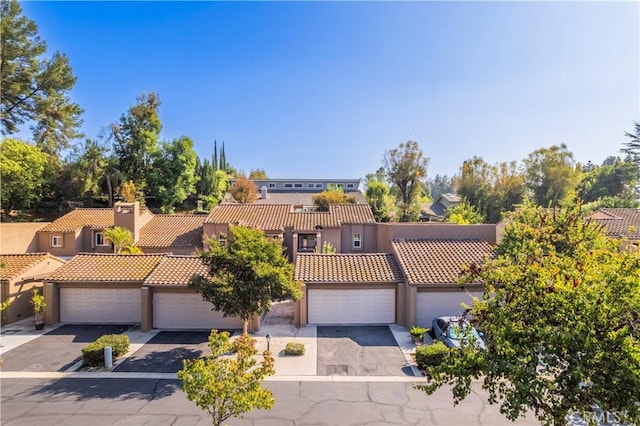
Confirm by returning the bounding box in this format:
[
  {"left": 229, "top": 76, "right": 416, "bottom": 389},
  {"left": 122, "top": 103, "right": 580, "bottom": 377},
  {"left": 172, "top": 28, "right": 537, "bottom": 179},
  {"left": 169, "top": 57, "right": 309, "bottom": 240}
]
[
  {"left": 115, "top": 330, "right": 236, "bottom": 373},
  {"left": 317, "top": 326, "right": 411, "bottom": 376},
  {"left": 0, "top": 324, "right": 131, "bottom": 372}
]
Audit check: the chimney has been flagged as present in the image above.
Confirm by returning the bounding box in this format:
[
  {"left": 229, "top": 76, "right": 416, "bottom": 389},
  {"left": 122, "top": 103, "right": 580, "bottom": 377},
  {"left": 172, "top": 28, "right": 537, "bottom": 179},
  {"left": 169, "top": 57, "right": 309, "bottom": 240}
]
[
  {"left": 114, "top": 202, "right": 140, "bottom": 242},
  {"left": 261, "top": 186, "right": 268, "bottom": 199}
]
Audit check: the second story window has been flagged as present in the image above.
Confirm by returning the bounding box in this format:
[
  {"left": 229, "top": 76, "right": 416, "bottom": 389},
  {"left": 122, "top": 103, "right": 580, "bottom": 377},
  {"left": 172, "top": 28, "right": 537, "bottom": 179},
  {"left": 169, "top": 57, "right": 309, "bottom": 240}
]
[
  {"left": 218, "top": 234, "right": 227, "bottom": 248},
  {"left": 353, "top": 233, "right": 362, "bottom": 249},
  {"left": 95, "top": 232, "right": 108, "bottom": 246},
  {"left": 51, "top": 235, "right": 63, "bottom": 247},
  {"left": 298, "top": 234, "right": 317, "bottom": 253}
]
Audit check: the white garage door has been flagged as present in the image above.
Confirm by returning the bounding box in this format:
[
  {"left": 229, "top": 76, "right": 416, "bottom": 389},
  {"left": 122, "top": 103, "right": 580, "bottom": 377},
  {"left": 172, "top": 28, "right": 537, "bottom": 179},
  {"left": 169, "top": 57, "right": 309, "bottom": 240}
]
[
  {"left": 308, "top": 289, "right": 395, "bottom": 324},
  {"left": 60, "top": 287, "right": 141, "bottom": 324},
  {"left": 153, "top": 292, "right": 243, "bottom": 330},
  {"left": 416, "top": 291, "right": 483, "bottom": 327}
]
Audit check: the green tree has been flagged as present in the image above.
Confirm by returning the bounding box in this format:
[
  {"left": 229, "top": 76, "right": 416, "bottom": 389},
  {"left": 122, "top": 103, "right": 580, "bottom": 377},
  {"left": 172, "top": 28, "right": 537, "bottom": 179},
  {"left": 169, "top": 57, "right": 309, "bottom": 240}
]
[
  {"left": 445, "top": 200, "right": 484, "bottom": 224},
  {"left": 249, "top": 168, "right": 268, "bottom": 179},
  {"left": 577, "top": 156, "right": 637, "bottom": 204},
  {"left": 67, "top": 139, "right": 109, "bottom": 204},
  {"left": 0, "top": 138, "right": 48, "bottom": 218},
  {"left": 312, "top": 186, "right": 356, "bottom": 212},
  {"left": 104, "top": 226, "right": 134, "bottom": 254},
  {"left": 456, "top": 157, "right": 525, "bottom": 223},
  {"left": 622, "top": 121, "right": 640, "bottom": 167},
  {"left": 189, "top": 226, "right": 302, "bottom": 334},
  {"left": 418, "top": 202, "right": 640, "bottom": 426},
  {"left": 523, "top": 144, "right": 581, "bottom": 208},
  {"left": 383, "top": 141, "right": 429, "bottom": 222},
  {"left": 229, "top": 176, "right": 258, "bottom": 204},
  {"left": 110, "top": 92, "right": 161, "bottom": 190},
  {"left": 0, "top": 0, "right": 83, "bottom": 155},
  {"left": 148, "top": 136, "right": 198, "bottom": 213},
  {"left": 365, "top": 180, "right": 395, "bottom": 222},
  {"left": 178, "top": 330, "right": 275, "bottom": 426}
]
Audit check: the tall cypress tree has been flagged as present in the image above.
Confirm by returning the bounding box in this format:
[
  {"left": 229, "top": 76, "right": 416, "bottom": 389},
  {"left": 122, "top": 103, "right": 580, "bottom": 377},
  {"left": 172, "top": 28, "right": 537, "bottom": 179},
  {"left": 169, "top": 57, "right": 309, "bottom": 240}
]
[
  {"left": 220, "top": 141, "right": 226, "bottom": 171},
  {"left": 213, "top": 140, "right": 218, "bottom": 171}
]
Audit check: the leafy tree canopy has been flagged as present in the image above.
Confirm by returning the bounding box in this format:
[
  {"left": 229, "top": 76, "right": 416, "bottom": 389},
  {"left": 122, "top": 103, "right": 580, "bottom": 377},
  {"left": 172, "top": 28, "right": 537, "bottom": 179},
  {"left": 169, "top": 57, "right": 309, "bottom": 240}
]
[
  {"left": 365, "top": 180, "right": 395, "bottom": 222},
  {"left": 419, "top": 201, "right": 640, "bottom": 426},
  {"left": 383, "top": 141, "right": 429, "bottom": 222},
  {"left": 0, "top": 0, "right": 83, "bottom": 155},
  {"left": 523, "top": 144, "right": 581, "bottom": 208},
  {"left": 148, "top": 136, "right": 198, "bottom": 213},
  {"left": 445, "top": 200, "right": 484, "bottom": 224},
  {"left": 312, "top": 186, "right": 356, "bottom": 212},
  {"left": 189, "top": 226, "right": 302, "bottom": 334},
  {"left": 229, "top": 176, "right": 258, "bottom": 203},
  {"left": 104, "top": 226, "right": 134, "bottom": 254},
  {"left": 577, "top": 156, "right": 637, "bottom": 204},
  {"left": 178, "top": 330, "right": 275, "bottom": 426},
  {"left": 248, "top": 168, "right": 268, "bottom": 179},
  {"left": 0, "top": 138, "right": 48, "bottom": 218}
]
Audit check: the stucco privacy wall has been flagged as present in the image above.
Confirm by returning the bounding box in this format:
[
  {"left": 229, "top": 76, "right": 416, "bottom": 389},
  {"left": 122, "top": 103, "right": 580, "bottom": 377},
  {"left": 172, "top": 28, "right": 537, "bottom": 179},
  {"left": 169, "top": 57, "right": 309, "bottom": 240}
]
[
  {"left": 0, "top": 223, "right": 49, "bottom": 253},
  {"left": 375, "top": 223, "right": 497, "bottom": 253}
]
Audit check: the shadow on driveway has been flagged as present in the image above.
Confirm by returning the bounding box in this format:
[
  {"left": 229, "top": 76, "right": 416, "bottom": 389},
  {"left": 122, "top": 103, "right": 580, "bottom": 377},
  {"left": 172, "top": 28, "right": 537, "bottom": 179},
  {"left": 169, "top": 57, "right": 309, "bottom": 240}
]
[
  {"left": 0, "top": 324, "right": 131, "bottom": 372},
  {"left": 115, "top": 330, "right": 236, "bottom": 373},
  {"left": 317, "top": 326, "right": 412, "bottom": 376}
]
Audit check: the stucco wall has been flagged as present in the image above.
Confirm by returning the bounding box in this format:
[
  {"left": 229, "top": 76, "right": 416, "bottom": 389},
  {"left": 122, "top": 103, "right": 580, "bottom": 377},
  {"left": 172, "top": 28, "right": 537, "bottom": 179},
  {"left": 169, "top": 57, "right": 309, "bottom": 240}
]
[{"left": 0, "top": 223, "right": 49, "bottom": 254}]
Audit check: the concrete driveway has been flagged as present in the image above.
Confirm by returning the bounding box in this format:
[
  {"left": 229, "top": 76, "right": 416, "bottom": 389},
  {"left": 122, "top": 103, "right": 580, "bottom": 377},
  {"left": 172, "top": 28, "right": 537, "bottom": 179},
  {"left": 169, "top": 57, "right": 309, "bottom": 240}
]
[
  {"left": 0, "top": 324, "right": 131, "bottom": 372},
  {"left": 317, "top": 326, "right": 411, "bottom": 376},
  {"left": 115, "top": 330, "right": 233, "bottom": 373}
]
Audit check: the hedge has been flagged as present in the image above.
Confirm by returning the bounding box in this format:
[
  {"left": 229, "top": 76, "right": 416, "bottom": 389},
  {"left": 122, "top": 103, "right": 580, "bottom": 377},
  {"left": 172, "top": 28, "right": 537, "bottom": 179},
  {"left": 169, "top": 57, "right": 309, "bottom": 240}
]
[
  {"left": 82, "top": 334, "right": 130, "bottom": 367},
  {"left": 284, "top": 342, "right": 305, "bottom": 356},
  {"left": 415, "top": 341, "right": 449, "bottom": 370}
]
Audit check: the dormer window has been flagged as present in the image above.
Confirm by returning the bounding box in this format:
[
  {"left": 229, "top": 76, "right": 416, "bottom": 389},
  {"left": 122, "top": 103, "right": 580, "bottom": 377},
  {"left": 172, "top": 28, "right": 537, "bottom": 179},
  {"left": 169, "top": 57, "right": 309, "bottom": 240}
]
[
  {"left": 51, "top": 236, "right": 63, "bottom": 247},
  {"left": 353, "top": 233, "right": 362, "bottom": 249}
]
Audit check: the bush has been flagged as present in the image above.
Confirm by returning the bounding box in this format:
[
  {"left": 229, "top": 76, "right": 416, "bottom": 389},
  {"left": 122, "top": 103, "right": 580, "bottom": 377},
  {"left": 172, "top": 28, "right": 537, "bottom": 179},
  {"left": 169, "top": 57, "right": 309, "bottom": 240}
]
[
  {"left": 284, "top": 342, "right": 305, "bottom": 356},
  {"left": 416, "top": 341, "right": 449, "bottom": 370},
  {"left": 410, "top": 326, "right": 429, "bottom": 339},
  {"left": 82, "top": 334, "right": 130, "bottom": 367}
]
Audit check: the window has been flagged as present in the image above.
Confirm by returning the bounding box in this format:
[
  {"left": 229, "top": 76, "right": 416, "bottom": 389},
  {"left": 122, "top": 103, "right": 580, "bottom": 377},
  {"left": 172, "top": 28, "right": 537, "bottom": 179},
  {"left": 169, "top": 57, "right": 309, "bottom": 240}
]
[
  {"left": 218, "top": 234, "right": 227, "bottom": 248},
  {"left": 316, "top": 183, "right": 323, "bottom": 188},
  {"left": 268, "top": 183, "right": 276, "bottom": 188},
  {"left": 95, "top": 232, "right": 108, "bottom": 246},
  {"left": 298, "top": 234, "right": 317, "bottom": 253},
  {"left": 51, "top": 236, "right": 63, "bottom": 247},
  {"left": 294, "top": 183, "right": 303, "bottom": 188},
  {"left": 346, "top": 183, "right": 355, "bottom": 189},
  {"left": 307, "top": 183, "right": 315, "bottom": 188},
  {"left": 284, "top": 183, "right": 293, "bottom": 188},
  {"left": 353, "top": 233, "right": 362, "bottom": 249}
]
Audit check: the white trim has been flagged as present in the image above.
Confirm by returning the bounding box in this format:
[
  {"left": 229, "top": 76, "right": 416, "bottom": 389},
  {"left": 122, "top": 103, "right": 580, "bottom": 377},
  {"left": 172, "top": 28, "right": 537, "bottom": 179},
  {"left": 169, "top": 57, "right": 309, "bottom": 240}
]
[
  {"left": 51, "top": 235, "right": 63, "bottom": 247},
  {"left": 353, "top": 233, "right": 362, "bottom": 249},
  {"left": 94, "top": 231, "right": 109, "bottom": 246}
]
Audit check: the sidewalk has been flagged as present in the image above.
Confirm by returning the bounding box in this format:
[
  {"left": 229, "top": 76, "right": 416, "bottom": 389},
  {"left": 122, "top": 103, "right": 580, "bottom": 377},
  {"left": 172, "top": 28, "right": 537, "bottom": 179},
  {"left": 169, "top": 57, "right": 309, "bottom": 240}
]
[
  {"left": 0, "top": 315, "right": 62, "bottom": 356},
  {"left": 252, "top": 300, "right": 318, "bottom": 376}
]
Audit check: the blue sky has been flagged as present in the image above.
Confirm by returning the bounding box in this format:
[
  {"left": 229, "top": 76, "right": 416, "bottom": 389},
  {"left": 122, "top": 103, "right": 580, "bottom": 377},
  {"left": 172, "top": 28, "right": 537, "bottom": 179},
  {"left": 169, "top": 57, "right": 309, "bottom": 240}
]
[{"left": 21, "top": 1, "right": 639, "bottom": 180}]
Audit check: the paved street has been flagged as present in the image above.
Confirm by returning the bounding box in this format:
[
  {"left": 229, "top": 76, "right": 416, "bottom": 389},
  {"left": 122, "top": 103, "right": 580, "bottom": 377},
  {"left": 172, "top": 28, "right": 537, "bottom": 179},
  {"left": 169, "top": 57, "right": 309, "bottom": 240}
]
[{"left": 1, "top": 376, "right": 539, "bottom": 425}]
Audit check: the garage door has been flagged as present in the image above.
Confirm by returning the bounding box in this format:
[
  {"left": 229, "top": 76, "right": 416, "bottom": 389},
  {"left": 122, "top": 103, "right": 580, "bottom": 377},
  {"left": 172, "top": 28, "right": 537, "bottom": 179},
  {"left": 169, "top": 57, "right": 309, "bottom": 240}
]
[
  {"left": 60, "top": 287, "right": 141, "bottom": 324},
  {"left": 153, "top": 292, "right": 243, "bottom": 330},
  {"left": 308, "top": 289, "right": 395, "bottom": 324},
  {"left": 416, "top": 291, "right": 482, "bottom": 327}
]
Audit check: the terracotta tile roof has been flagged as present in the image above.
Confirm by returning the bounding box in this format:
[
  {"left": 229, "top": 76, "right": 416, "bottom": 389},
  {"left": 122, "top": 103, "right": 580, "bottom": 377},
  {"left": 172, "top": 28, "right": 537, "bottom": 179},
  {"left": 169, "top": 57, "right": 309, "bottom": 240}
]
[
  {"left": 205, "top": 204, "right": 375, "bottom": 231},
  {"left": 589, "top": 208, "right": 640, "bottom": 241},
  {"left": 391, "top": 239, "right": 496, "bottom": 285},
  {"left": 138, "top": 215, "right": 205, "bottom": 248},
  {"left": 46, "top": 253, "right": 165, "bottom": 283},
  {"left": 38, "top": 209, "right": 114, "bottom": 232},
  {"left": 294, "top": 253, "right": 403, "bottom": 283},
  {"left": 144, "top": 255, "right": 209, "bottom": 286},
  {"left": 0, "top": 253, "right": 63, "bottom": 281}
]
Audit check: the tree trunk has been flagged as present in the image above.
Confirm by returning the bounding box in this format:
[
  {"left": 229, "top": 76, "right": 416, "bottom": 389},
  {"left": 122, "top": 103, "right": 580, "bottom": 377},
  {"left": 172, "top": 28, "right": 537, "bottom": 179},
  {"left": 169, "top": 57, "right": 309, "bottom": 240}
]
[{"left": 242, "top": 320, "right": 249, "bottom": 335}]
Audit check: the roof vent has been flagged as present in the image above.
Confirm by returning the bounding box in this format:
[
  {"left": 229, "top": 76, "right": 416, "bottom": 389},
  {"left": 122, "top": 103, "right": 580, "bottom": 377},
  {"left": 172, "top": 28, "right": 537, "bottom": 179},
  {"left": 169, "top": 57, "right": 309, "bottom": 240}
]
[{"left": 261, "top": 186, "right": 268, "bottom": 199}]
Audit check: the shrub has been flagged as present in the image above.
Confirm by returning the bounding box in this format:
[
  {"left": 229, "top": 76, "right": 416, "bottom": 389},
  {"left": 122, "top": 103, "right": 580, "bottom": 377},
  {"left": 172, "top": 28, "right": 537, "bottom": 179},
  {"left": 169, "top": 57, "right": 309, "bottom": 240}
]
[
  {"left": 416, "top": 341, "right": 449, "bottom": 370},
  {"left": 284, "top": 342, "right": 305, "bottom": 356},
  {"left": 82, "top": 334, "right": 130, "bottom": 367},
  {"left": 410, "top": 326, "right": 429, "bottom": 339}
]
